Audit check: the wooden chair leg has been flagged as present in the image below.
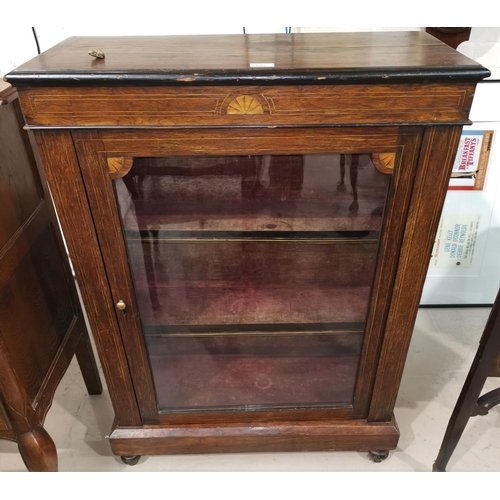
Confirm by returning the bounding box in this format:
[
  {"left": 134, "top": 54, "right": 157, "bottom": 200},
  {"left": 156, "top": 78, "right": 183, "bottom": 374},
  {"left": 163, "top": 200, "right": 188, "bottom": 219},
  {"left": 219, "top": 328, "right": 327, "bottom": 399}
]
[
  {"left": 0, "top": 338, "right": 58, "bottom": 471},
  {"left": 18, "top": 425, "right": 58, "bottom": 472},
  {"left": 75, "top": 329, "right": 103, "bottom": 396},
  {"left": 433, "top": 291, "right": 500, "bottom": 472},
  {"left": 489, "top": 353, "right": 500, "bottom": 377}
]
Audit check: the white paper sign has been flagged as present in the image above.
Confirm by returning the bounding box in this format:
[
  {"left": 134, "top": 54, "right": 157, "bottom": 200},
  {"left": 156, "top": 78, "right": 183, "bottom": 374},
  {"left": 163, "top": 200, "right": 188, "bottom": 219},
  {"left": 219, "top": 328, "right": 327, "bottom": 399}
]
[
  {"left": 249, "top": 63, "right": 275, "bottom": 68},
  {"left": 429, "top": 214, "right": 481, "bottom": 268}
]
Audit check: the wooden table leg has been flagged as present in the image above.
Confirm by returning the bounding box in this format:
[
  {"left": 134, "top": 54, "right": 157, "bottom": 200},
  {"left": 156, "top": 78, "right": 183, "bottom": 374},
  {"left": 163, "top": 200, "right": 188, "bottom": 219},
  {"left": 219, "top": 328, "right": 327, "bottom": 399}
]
[
  {"left": 489, "top": 353, "right": 500, "bottom": 377},
  {"left": 433, "top": 290, "right": 500, "bottom": 472},
  {"left": 75, "top": 326, "right": 103, "bottom": 396}
]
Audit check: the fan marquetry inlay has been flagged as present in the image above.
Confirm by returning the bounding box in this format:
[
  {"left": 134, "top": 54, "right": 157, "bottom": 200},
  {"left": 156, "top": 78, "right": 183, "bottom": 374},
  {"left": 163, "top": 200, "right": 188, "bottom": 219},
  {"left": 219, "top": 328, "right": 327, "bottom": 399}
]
[
  {"left": 227, "top": 95, "right": 264, "bottom": 115},
  {"left": 372, "top": 153, "right": 396, "bottom": 175},
  {"left": 108, "top": 157, "right": 134, "bottom": 179}
]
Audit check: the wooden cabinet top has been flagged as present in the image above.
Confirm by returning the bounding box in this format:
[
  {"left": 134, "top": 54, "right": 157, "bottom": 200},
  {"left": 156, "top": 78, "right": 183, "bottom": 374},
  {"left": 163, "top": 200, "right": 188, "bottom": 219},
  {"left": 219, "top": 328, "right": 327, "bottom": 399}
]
[{"left": 5, "top": 31, "right": 490, "bottom": 87}]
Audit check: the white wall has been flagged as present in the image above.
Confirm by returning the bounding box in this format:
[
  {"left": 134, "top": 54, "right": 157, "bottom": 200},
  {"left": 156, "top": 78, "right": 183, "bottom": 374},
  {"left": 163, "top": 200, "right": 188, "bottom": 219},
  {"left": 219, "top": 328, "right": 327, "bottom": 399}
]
[
  {"left": 421, "top": 28, "right": 500, "bottom": 304},
  {"left": 457, "top": 27, "right": 500, "bottom": 80},
  {"left": 0, "top": 28, "right": 40, "bottom": 77}
]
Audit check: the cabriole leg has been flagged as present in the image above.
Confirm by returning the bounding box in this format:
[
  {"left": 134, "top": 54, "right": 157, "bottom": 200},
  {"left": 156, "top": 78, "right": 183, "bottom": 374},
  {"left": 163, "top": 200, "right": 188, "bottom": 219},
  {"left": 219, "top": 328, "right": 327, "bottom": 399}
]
[{"left": 17, "top": 425, "right": 58, "bottom": 472}]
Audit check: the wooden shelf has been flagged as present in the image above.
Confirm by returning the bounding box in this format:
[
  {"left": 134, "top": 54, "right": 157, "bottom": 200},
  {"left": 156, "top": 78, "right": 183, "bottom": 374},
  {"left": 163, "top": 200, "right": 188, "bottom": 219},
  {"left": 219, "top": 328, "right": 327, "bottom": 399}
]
[
  {"left": 135, "top": 283, "right": 372, "bottom": 327},
  {"left": 143, "top": 321, "right": 365, "bottom": 336},
  {"left": 129, "top": 237, "right": 377, "bottom": 328},
  {"left": 147, "top": 333, "right": 362, "bottom": 411},
  {"left": 126, "top": 231, "right": 379, "bottom": 245},
  {"left": 128, "top": 238, "right": 377, "bottom": 284},
  {"left": 122, "top": 199, "right": 385, "bottom": 233}
]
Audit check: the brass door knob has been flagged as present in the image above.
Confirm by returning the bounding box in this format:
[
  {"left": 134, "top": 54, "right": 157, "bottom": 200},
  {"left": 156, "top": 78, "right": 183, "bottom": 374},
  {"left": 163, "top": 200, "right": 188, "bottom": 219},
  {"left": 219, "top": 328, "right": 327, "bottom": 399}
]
[{"left": 116, "top": 300, "right": 126, "bottom": 311}]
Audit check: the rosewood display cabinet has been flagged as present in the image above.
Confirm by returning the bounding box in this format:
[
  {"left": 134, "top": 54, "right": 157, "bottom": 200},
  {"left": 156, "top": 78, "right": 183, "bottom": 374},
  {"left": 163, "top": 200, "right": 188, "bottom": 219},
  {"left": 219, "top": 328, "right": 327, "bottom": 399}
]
[{"left": 6, "top": 32, "right": 490, "bottom": 464}]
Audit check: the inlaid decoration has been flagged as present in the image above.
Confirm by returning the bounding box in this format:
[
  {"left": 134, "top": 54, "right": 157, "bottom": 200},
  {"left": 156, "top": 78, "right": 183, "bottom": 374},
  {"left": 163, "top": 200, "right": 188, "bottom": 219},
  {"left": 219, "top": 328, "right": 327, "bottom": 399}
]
[
  {"left": 372, "top": 153, "right": 396, "bottom": 175},
  {"left": 108, "top": 157, "right": 134, "bottom": 180},
  {"left": 227, "top": 95, "right": 264, "bottom": 115}
]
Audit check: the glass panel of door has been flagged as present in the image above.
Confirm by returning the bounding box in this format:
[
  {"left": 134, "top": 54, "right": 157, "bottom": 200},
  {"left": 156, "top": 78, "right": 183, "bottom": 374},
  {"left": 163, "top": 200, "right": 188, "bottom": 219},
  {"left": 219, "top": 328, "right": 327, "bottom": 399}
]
[{"left": 113, "top": 153, "right": 390, "bottom": 412}]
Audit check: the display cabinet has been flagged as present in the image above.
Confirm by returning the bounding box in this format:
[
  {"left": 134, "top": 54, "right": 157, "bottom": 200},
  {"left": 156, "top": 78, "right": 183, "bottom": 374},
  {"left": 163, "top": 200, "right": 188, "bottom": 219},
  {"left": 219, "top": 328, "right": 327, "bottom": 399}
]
[{"left": 6, "top": 32, "right": 490, "bottom": 464}]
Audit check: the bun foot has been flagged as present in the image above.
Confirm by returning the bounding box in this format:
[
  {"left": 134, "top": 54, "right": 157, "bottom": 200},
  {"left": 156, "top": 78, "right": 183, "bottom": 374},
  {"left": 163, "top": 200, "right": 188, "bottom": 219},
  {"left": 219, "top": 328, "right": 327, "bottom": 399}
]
[
  {"left": 120, "top": 455, "right": 141, "bottom": 466},
  {"left": 368, "top": 450, "right": 389, "bottom": 463}
]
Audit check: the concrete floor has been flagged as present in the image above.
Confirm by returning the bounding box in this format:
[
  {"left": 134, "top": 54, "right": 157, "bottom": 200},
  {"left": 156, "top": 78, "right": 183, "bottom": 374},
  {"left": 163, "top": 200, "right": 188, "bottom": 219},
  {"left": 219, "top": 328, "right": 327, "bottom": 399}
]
[{"left": 1, "top": 307, "right": 499, "bottom": 472}]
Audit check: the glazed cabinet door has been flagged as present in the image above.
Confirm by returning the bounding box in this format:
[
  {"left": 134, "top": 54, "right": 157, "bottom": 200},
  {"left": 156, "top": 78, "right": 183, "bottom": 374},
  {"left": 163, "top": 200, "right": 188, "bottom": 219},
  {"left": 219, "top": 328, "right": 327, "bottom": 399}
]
[{"left": 72, "top": 127, "right": 423, "bottom": 424}]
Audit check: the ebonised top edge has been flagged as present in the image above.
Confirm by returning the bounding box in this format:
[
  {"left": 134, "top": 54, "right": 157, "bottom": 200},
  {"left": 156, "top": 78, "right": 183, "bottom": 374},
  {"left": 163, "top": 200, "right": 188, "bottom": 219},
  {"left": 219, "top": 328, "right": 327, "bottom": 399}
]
[
  {"left": 4, "top": 32, "right": 491, "bottom": 87},
  {"left": 5, "top": 67, "right": 492, "bottom": 87}
]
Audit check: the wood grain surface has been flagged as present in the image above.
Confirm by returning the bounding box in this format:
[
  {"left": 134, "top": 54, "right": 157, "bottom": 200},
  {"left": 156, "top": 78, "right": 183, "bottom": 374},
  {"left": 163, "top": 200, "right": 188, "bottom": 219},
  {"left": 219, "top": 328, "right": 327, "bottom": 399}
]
[
  {"left": 6, "top": 32, "right": 489, "bottom": 86},
  {"left": 109, "top": 417, "right": 400, "bottom": 456},
  {"left": 18, "top": 83, "right": 476, "bottom": 127},
  {"left": 33, "top": 129, "right": 141, "bottom": 426}
]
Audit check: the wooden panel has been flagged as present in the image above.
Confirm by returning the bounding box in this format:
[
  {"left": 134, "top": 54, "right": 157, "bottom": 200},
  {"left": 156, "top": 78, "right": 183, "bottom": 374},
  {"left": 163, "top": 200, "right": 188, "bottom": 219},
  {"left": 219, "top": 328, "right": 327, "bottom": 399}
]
[
  {"left": 0, "top": 97, "right": 42, "bottom": 250},
  {"left": 19, "top": 83, "right": 476, "bottom": 127},
  {"left": 95, "top": 126, "right": 402, "bottom": 157},
  {"left": 158, "top": 406, "right": 354, "bottom": 426},
  {"left": 32, "top": 129, "right": 141, "bottom": 426},
  {"left": 368, "top": 126, "right": 463, "bottom": 422},
  {"left": 0, "top": 202, "right": 49, "bottom": 291},
  {"left": 0, "top": 227, "right": 74, "bottom": 403},
  {"left": 6, "top": 32, "right": 488, "bottom": 86},
  {"left": 0, "top": 399, "right": 11, "bottom": 432},
  {"left": 109, "top": 417, "right": 399, "bottom": 456},
  {"left": 0, "top": 430, "right": 15, "bottom": 441}
]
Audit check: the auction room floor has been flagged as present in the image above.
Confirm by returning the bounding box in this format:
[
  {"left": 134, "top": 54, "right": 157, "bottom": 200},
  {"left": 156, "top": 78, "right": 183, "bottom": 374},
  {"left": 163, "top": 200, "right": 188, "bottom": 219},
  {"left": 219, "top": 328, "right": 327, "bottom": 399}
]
[{"left": 1, "top": 307, "right": 499, "bottom": 472}]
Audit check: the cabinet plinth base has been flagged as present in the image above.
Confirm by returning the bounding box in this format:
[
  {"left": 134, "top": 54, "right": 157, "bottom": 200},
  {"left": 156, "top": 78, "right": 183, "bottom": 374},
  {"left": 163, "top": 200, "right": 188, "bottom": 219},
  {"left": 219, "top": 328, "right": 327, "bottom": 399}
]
[{"left": 109, "top": 416, "right": 399, "bottom": 456}]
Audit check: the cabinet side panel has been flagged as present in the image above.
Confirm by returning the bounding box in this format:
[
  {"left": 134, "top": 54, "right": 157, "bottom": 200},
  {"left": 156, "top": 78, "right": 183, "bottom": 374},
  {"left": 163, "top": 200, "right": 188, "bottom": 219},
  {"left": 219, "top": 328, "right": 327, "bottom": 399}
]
[
  {"left": 32, "top": 130, "right": 142, "bottom": 426},
  {"left": 368, "top": 126, "right": 463, "bottom": 422}
]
